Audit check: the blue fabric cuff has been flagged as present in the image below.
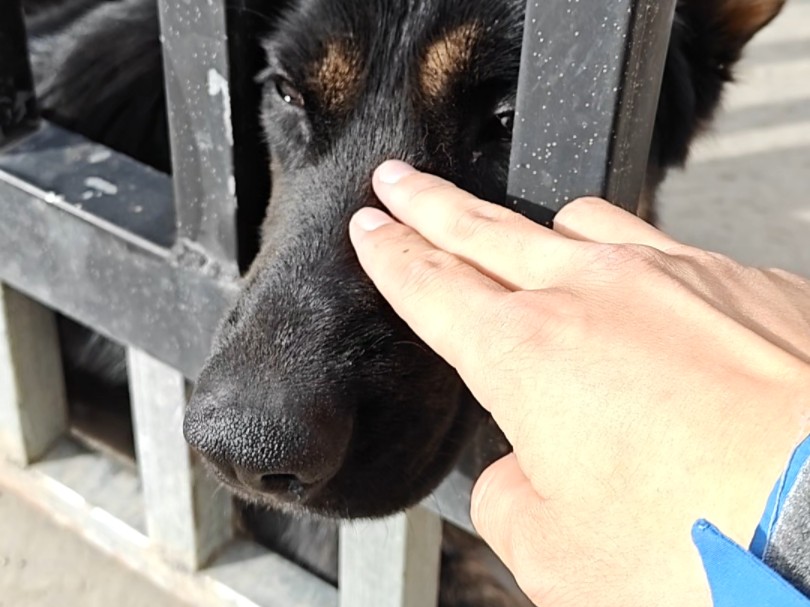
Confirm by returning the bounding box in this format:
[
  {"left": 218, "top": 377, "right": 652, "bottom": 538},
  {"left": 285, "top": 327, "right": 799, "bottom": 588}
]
[
  {"left": 750, "top": 433, "right": 810, "bottom": 558},
  {"left": 693, "top": 433, "right": 810, "bottom": 606},
  {"left": 693, "top": 520, "right": 810, "bottom": 606}
]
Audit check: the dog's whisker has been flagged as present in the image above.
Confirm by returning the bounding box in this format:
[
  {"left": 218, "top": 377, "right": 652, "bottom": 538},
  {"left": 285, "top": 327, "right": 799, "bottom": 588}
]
[{"left": 391, "top": 339, "right": 432, "bottom": 355}]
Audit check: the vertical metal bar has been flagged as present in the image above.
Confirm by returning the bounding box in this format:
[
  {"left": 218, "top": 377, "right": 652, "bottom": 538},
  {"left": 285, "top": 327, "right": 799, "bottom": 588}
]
[
  {"left": 0, "top": 284, "right": 68, "bottom": 465},
  {"left": 157, "top": 0, "right": 239, "bottom": 277},
  {"left": 507, "top": 0, "right": 677, "bottom": 225},
  {"left": 128, "top": 348, "right": 232, "bottom": 570},
  {"left": 0, "top": 0, "right": 39, "bottom": 145},
  {"left": 339, "top": 507, "right": 442, "bottom": 607}
]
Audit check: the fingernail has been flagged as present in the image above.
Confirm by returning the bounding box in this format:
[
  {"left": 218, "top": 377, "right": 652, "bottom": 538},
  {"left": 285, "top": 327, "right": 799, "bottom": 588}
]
[
  {"left": 352, "top": 207, "right": 394, "bottom": 232},
  {"left": 376, "top": 160, "right": 417, "bottom": 185}
]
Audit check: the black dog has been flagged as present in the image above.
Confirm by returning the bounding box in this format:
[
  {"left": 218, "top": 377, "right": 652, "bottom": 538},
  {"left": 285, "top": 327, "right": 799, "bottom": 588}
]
[
  {"left": 185, "top": 0, "right": 786, "bottom": 518},
  {"left": 27, "top": 0, "right": 783, "bottom": 601}
]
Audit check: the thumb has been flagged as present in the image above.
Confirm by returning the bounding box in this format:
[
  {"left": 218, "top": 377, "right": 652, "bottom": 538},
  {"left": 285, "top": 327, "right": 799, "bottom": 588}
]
[{"left": 471, "top": 453, "right": 550, "bottom": 601}]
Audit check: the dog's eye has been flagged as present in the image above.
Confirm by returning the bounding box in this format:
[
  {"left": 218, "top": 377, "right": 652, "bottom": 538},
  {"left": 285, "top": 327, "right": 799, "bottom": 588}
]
[
  {"left": 496, "top": 110, "right": 515, "bottom": 135},
  {"left": 274, "top": 78, "right": 305, "bottom": 108},
  {"left": 479, "top": 108, "right": 515, "bottom": 145}
]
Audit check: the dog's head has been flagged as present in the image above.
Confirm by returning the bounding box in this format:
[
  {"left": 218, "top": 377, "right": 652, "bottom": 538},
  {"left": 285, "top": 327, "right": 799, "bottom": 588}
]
[{"left": 184, "top": 0, "right": 784, "bottom": 518}]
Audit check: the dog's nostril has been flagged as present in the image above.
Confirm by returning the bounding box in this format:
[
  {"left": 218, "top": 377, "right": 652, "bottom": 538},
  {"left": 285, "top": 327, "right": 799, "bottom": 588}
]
[
  {"left": 232, "top": 466, "right": 308, "bottom": 496},
  {"left": 259, "top": 473, "right": 305, "bottom": 495}
]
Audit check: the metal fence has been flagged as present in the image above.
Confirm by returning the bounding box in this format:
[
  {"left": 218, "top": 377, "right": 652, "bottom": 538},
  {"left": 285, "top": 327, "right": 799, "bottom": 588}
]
[{"left": 0, "top": 0, "right": 674, "bottom": 605}]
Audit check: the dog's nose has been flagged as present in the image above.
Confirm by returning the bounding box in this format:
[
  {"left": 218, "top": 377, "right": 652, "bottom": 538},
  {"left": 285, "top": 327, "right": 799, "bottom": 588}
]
[{"left": 183, "top": 388, "right": 352, "bottom": 500}]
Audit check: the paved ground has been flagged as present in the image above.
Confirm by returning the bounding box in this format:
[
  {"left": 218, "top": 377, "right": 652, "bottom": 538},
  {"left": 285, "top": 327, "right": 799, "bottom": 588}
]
[
  {"left": 0, "top": 487, "right": 188, "bottom": 607},
  {"left": 0, "top": 2, "right": 808, "bottom": 606}
]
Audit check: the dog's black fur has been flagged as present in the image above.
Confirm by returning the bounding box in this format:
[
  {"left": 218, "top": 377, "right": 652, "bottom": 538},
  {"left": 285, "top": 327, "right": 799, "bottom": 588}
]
[{"left": 27, "top": 0, "right": 783, "bottom": 601}]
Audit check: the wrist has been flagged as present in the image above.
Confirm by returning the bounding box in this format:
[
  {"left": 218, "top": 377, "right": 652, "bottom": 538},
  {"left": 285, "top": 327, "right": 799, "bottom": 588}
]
[
  {"left": 701, "top": 363, "right": 810, "bottom": 550},
  {"left": 692, "top": 405, "right": 810, "bottom": 607}
]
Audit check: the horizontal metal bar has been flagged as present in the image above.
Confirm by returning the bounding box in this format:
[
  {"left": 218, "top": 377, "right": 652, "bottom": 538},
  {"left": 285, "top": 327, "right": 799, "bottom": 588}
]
[
  {"left": 28, "top": 437, "right": 147, "bottom": 533},
  {"left": 208, "top": 540, "right": 337, "bottom": 607},
  {"left": 0, "top": 123, "right": 237, "bottom": 380},
  {"left": 507, "top": 0, "right": 676, "bottom": 225},
  {"left": 0, "top": 124, "right": 176, "bottom": 247}
]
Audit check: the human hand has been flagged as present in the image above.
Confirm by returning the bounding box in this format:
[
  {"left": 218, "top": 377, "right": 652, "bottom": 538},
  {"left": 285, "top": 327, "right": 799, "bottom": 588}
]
[{"left": 348, "top": 160, "right": 810, "bottom": 607}]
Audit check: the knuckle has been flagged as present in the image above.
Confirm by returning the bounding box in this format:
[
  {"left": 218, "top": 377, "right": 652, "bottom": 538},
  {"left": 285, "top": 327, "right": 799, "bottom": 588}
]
[
  {"left": 766, "top": 267, "right": 808, "bottom": 286},
  {"left": 670, "top": 244, "right": 725, "bottom": 266},
  {"left": 468, "top": 292, "right": 575, "bottom": 381},
  {"left": 483, "top": 294, "right": 543, "bottom": 354},
  {"left": 363, "top": 220, "right": 416, "bottom": 251},
  {"left": 448, "top": 201, "right": 509, "bottom": 242},
  {"left": 399, "top": 248, "right": 460, "bottom": 299},
  {"left": 586, "top": 242, "right": 664, "bottom": 275},
  {"left": 493, "top": 289, "right": 583, "bottom": 345},
  {"left": 662, "top": 242, "right": 699, "bottom": 258},
  {"left": 401, "top": 177, "right": 456, "bottom": 208},
  {"left": 492, "top": 290, "right": 541, "bottom": 321},
  {"left": 555, "top": 196, "right": 607, "bottom": 224}
]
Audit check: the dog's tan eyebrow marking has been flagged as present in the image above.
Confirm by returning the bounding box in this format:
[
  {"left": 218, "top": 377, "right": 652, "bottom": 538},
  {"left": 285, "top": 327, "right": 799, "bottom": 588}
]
[
  {"left": 420, "top": 23, "right": 481, "bottom": 99},
  {"left": 308, "top": 40, "right": 363, "bottom": 112}
]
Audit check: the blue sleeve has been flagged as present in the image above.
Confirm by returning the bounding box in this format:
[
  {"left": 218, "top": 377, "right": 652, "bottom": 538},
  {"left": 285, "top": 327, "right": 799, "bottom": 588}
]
[
  {"left": 693, "top": 520, "right": 810, "bottom": 607},
  {"left": 693, "top": 435, "right": 810, "bottom": 606}
]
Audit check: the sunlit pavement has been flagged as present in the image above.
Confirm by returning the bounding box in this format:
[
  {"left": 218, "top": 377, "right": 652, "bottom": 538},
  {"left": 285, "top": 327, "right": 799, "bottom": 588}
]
[{"left": 660, "top": 0, "right": 810, "bottom": 276}]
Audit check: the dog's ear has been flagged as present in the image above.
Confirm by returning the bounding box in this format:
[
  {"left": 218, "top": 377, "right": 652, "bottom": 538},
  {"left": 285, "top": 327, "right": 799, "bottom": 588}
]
[
  {"left": 710, "top": 0, "right": 785, "bottom": 46},
  {"left": 649, "top": 0, "right": 784, "bottom": 170},
  {"left": 682, "top": 0, "right": 786, "bottom": 52}
]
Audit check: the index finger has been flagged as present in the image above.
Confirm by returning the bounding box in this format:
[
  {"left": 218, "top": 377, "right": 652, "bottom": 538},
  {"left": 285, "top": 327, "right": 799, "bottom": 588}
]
[
  {"left": 373, "top": 161, "right": 579, "bottom": 291},
  {"left": 349, "top": 206, "right": 510, "bottom": 372}
]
